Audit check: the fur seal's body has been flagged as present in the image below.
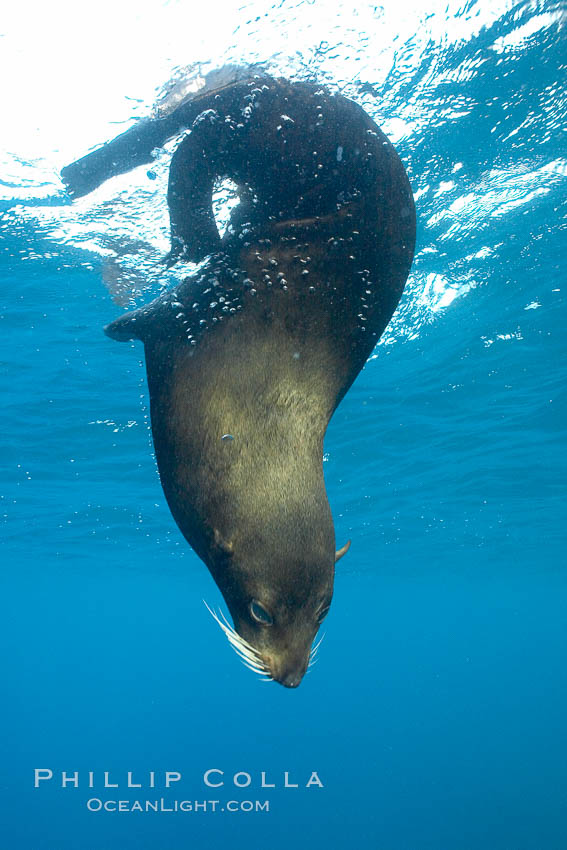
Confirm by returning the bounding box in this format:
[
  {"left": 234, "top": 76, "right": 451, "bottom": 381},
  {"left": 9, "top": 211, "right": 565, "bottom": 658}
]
[{"left": 62, "top": 70, "right": 416, "bottom": 687}]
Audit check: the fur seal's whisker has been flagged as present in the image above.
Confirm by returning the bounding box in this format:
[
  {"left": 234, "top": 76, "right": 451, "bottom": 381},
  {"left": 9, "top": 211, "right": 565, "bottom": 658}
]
[
  {"left": 231, "top": 646, "right": 258, "bottom": 667},
  {"left": 223, "top": 628, "right": 251, "bottom": 652},
  {"left": 225, "top": 633, "right": 263, "bottom": 666},
  {"left": 204, "top": 600, "right": 270, "bottom": 679},
  {"left": 308, "top": 631, "right": 326, "bottom": 669},
  {"left": 241, "top": 659, "right": 262, "bottom": 673},
  {"left": 238, "top": 660, "right": 267, "bottom": 679},
  {"left": 219, "top": 631, "right": 264, "bottom": 672},
  {"left": 233, "top": 647, "right": 263, "bottom": 668},
  {"left": 310, "top": 631, "right": 326, "bottom": 662},
  {"left": 242, "top": 661, "right": 272, "bottom": 681},
  {"left": 216, "top": 608, "right": 264, "bottom": 660}
]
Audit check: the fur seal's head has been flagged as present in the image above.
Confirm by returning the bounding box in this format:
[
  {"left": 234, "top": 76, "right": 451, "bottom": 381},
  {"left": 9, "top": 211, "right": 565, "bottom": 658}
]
[{"left": 206, "top": 530, "right": 351, "bottom": 688}]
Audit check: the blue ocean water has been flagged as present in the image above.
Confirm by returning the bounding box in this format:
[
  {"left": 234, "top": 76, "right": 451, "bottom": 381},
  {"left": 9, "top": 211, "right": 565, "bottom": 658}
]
[{"left": 1, "top": 1, "right": 566, "bottom": 848}]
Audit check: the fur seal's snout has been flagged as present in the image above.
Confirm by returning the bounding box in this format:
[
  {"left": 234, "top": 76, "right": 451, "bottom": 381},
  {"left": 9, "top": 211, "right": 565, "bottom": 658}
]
[
  {"left": 272, "top": 666, "right": 305, "bottom": 688},
  {"left": 63, "top": 67, "right": 416, "bottom": 686},
  {"left": 229, "top": 622, "right": 316, "bottom": 688}
]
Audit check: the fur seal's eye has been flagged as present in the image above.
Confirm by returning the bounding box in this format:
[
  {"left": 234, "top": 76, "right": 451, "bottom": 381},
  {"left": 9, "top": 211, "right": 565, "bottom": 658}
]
[{"left": 250, "top": 600, "right": 273, "bottom": 626}]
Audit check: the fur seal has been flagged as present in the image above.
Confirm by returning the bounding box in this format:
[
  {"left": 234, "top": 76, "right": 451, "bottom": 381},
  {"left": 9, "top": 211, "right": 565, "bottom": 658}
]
[{"left": 62, "top": 69, "right": 416, "bottom": 687}]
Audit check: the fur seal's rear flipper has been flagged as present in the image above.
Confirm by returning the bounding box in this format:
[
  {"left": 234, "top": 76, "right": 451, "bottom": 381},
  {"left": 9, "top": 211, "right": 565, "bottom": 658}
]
[
  {"left": 67, "top": 70, "right": 416, "bottom": 687},
  {"left": 60, "top": 66, "right": 267, "bottom": 198}
]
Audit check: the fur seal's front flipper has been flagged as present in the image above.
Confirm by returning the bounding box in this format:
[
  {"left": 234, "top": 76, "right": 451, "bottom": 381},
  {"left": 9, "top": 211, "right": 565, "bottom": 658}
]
[
  {"left": 104, "top": 295, "right": 171, "bottom": 342},
  {"left": 68, "top": 70, "right": 416, "bottom": 687}
]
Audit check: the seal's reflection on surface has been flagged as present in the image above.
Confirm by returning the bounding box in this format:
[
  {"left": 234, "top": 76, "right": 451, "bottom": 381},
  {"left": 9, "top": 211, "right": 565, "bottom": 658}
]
[{"left": 62, "top": 68, "right": 416, "bottom": 687}]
